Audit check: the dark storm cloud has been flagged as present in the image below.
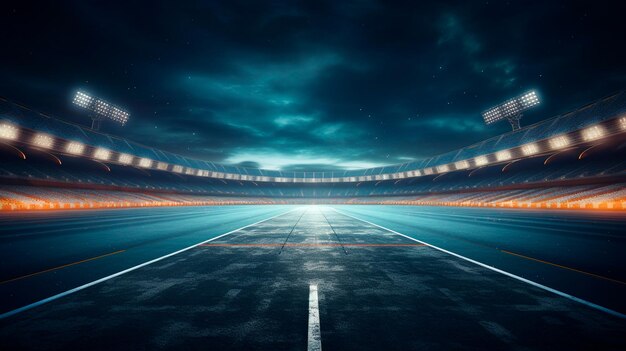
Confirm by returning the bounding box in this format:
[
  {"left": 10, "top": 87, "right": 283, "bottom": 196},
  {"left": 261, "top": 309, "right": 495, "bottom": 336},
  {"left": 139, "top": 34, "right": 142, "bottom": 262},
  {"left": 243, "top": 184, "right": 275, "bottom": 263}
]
[{"left": 2, "top": 1, "right": 625, "bottom": 170}]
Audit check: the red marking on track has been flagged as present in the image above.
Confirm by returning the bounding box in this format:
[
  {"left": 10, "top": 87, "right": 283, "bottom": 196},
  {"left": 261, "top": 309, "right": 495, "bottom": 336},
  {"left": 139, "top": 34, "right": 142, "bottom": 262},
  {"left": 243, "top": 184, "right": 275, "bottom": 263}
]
[{"left": 199, "top": 243, "right": 426, "bottom": 248}]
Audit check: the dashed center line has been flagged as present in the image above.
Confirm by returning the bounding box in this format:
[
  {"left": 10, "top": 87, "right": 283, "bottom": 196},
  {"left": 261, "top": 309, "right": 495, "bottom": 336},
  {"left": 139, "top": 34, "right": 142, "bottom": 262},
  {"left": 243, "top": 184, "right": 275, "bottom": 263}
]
[{"left": 308, "top": 284, "right": 322, "bottom": 351}]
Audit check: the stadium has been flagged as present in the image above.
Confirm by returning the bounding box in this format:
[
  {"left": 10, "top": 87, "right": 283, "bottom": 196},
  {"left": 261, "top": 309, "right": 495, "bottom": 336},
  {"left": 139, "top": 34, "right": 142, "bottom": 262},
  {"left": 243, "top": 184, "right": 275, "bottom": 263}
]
[
  {"left": 0, "top": 92, "right": 625, "bottom": 210},
  {"left": 1, "top": 2, "right": 626, "bottom": 351}
]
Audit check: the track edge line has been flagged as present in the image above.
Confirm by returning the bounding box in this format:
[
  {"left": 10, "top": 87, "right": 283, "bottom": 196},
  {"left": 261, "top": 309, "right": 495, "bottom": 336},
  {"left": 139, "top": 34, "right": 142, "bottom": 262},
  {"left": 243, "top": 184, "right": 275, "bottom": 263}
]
[
  {"left": 0, "top": 207, "right": 300, "bottom": 320},
  {"left": 330, "top": 207, "right": 626, "bottom": 320}
]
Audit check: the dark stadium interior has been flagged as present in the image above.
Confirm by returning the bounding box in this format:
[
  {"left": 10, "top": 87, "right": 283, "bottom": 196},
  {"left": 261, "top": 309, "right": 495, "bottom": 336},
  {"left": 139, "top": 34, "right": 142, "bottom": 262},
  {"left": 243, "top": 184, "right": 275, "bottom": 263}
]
[{"left": 1, "top": 1, "right": 626, "bottom": 350}]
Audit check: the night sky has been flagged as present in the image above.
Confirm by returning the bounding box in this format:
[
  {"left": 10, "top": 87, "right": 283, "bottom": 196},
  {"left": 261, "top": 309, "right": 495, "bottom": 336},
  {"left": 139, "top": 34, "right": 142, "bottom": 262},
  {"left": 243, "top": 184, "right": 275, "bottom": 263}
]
[{"left": 2, "top": 1, "right": 625, "bottom": 170}]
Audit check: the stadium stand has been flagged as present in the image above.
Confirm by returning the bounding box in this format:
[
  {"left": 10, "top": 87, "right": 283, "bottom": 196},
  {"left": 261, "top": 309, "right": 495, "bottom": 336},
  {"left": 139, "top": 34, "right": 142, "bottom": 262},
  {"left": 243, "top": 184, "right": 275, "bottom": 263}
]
[{"left": 0, "top": 93, "right": 624, "bottom": 211}]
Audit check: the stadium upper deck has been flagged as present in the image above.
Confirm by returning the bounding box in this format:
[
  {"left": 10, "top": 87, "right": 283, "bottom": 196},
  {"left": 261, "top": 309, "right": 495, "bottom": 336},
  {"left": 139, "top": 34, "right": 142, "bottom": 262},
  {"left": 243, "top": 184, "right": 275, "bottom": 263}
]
[{"left": 1, "top": 92, "right": 625, "bottom": 184}]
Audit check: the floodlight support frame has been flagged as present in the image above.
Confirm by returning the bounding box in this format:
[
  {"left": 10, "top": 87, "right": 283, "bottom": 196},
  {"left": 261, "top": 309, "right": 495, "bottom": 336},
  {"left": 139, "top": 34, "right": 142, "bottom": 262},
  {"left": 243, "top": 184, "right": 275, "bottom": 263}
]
[
  {"left": 507, "top": 113, "right": 522, "bottom": 131},
  {"left": 90, "top": 114, "right": 103, "bottom": 131}
]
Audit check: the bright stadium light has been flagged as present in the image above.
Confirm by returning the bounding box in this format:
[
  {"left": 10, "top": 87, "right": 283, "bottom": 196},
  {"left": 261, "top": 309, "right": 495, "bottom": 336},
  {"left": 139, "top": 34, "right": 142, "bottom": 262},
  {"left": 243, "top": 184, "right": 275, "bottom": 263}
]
[
  {"left": 65, "top": 141, "right": 85, "bottom": 155},
  {"left": 72, "top": 90, "right": 130, "bottom": 130},
  {"left": 172, "top": 165, "right": 183, "bottom": 173},
  {"left": 138, "top": 158, "right": 153, "bottom": 168},
  {"left": 0, "top": 123, "right": 19, "bottom": 140},
  {"left": 32, "top": 133, "right": 54, "bottom": 148},
  {"left": 521, "top": 143, "right": 539, "bottom": 156},
  {"left": 455, "top": 160, "right": 469, "bottom": 169},
  {"left": 620, "top": 116, "right": 626, "bottom": 130},
  {"left": 156, "top": 162, "right": 168, "bottom": 170},
  {"left": 118, "top": 153, "right": 133, "bottom": 164},
  {"left": 482, "top": 90, "right": 540, "bottom": 131},
  {"left": 581, "top": 125, "right": 605, "bottom": 141},
  {"left": 93, "top": 148, "right": 111, "bottom": 161},
  {"left": 437, "top": 165, "right": 449, "bottom": 173},
  {"left": 549, "top": 135, "right": 570, "bottom": 150},
  {"left": 474, "top": 155, "right": 489, "bottom": 166},
  {"left": 496, "top": 150, "right": 512, "bottom": 161},
  {"left": 73, "top": 91, "right": 93, "bottom": 108}
]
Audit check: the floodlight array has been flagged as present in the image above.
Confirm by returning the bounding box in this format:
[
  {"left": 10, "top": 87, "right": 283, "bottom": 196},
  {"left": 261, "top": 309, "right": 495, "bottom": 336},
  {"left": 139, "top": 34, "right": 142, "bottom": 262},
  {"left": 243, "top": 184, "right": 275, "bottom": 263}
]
[
  {"left": 72, "top": 91, "right": 129, "bottom": 125},
  {"left": 94, "top": 148, "right": 111, "bottom": 161},
  {"left": 118, "top": 153, "right": 133, "bottom": 164},
  {"left": 138, "top": 158, "right": 153, "bottom": 168},
  {"left": 519, "top": 91, "right": 540, "bottom": 108},
  {"left": 455, "top": 160, "right": 469, "bottom": 169},
  {"left": 0, "top": 123, "right": 19, "bottom": 140},
  {"left": 549, "top": 135, "right": 570, "bottom": 150},
  {"left": 474, "top": 155, "right": 489, "bottom": 166},
  {"left": 65, "top": 141, "right": 85, "bottom": 155},
  {"left": 496, "top": 150, "right": 512, "bottom": 161},
  {"left": 73, "top": 91, "right": 93, "bottom": 108},
  {"left": 521, "top": 143, "right": 539, "bottom": 156},
  {"left": 581, "top": 125, "right": 605, "bottom": 141},
  {"left": 32, "top": 134, "right": 54, "bottom": 149},
  {"left": 482, "top": 90, "right": 539, "bottom": 125}
]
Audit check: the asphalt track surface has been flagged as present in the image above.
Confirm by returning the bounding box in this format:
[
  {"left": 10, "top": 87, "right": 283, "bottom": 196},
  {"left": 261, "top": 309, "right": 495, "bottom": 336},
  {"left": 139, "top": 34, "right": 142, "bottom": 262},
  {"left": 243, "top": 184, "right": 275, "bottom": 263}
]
[
  {"left": 0, "top": 205, "right": 625, "bottom": 350},
  {"left": 0, "top": 206, "right": 294, "bottom": 313}
]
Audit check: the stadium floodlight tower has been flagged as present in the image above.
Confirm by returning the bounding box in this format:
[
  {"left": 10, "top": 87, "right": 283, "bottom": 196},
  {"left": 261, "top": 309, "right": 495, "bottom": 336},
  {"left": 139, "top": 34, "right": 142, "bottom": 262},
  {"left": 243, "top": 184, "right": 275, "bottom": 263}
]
[
  {"left": 482, "top": 90, "right": 540, "bottom": 131},
  {"left": 72, "top": 91, "right": 130, "bottom": 131}
]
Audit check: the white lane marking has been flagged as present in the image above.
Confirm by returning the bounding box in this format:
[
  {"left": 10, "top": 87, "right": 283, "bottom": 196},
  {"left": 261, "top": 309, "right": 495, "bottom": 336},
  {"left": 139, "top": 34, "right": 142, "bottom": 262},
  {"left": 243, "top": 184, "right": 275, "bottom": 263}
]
[
  {"left": 0, "top": 208, "right": 303, "bottom": 320},
  {"left": 308, "top": 284, "right": 322, "bottom": 351},
  {"left": 330, "top": 207, "right": 626, "bottom": 320}
]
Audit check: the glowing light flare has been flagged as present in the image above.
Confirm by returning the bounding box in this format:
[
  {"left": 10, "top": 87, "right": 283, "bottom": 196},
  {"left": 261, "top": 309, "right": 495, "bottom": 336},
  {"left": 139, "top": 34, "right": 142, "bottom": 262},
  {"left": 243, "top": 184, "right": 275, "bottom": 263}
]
[
  {"left": 521, "top": 143, "right": 539, "bottom": 156},
  {"left": 118, "top": 153, "right": 133, "bottom": 164},
  {"left": 620, "top": 116, "right": 626, "bottom": 130},
  {"left": 73, "top": 91, "right": 93, "bottom": 108},
  {"left": 454, "top": 160, "right": 469, "bottom": 170},
  {"left": 436, "top": 165, "right": 449, "bottom": 173},
  {"left": 495, "top": 150, "right": 512, "bottom": 161},
  {"left": 474, "top": 155, "right": 489, "bottom": 166},
  {"left": 549, "top": 135, "right": 570, "bottom": 150},
  {"left": 0, "top": 123, "right": 19, "bottom": 140},
  {"left": 93, "top": 148, "right": 111, "bottom": 161},
  {"left": 138, "top": 158, "right": 153, "bottom": 168},
  {"left": 65, "top": 141, "right": 85, "bottom": 155},
  {"left": 32, "top": 134, "right": 54, "bottom": 148},
  {"left": 581, "top": 125, "right": 605, "bottom": 141},
  {"left": 156, "top": 162, "right": 168, "bottom": 170},
  {"left": 172, "top": 165, "right": 183, "bottom": 173}
]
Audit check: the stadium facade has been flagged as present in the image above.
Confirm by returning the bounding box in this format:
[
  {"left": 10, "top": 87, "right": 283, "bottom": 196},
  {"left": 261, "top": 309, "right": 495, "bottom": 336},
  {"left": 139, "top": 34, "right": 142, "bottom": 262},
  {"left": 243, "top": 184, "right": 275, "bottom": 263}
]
[{"left": 0, "top": 92, "right": 625, "bottom": 210}]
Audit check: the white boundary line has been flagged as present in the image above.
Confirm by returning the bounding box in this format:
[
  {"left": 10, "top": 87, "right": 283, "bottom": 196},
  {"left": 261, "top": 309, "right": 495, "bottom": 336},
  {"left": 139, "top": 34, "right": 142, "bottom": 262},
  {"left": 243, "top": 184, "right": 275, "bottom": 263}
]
[
  {"left": 330, "top": 207, "right": 626, "bottom": 320},
  {"left": 308, "top": 284, "right": 322, "bottom": 351},
  {"left": 0, "top": 207, "right": 301, "bottom": 320}
]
